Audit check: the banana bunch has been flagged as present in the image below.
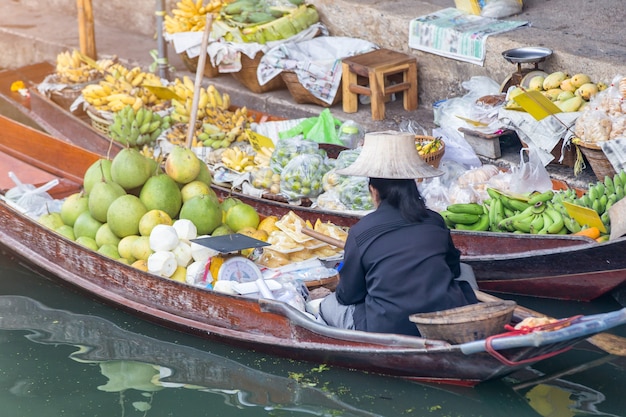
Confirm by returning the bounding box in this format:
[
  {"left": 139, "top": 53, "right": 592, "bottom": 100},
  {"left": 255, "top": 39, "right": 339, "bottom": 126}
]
[
  {"left": 416, "top": 137, "right": 443, "bottom": 156},
  {"left": 201, "top": 105, "right": 251, "bottom": 145},
  {"left": 169, "top": 77, "right": 231, "bottom": 124},
  {"left": 253, "top": 146, "right": 274, "bottom": 167},
  {"left": 555, "top": 170, "right": 626, "bottom": 233},
  {"left": 221, "top": 146, "right": 255, "bottom": 172},
  {"left": 109, "top": 105, "right": 171, "bottom": 147},
  {"left": 440, "top": 203, "right": 490, "bottom": 231},
  {"left": 164, "top": 0, "right": 225, "bottom": 34},
  {"left": 82, "top": 64, "right": 167, "bottom": 112},
  {"left": 55, "top": 49, "right": 101, "bottom": 84}
]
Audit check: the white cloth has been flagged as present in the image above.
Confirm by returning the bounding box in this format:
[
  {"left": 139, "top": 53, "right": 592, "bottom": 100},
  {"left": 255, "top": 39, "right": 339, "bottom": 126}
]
[{"left": 257, "top": 36, "right": 378, "bottom": 105}]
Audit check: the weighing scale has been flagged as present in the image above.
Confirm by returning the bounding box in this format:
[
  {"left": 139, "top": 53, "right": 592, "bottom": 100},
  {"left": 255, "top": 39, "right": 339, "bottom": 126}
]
[
  {"left": 191, "top": 233, "right": 270, "bottom": 283},
  {"left": 499, "top": 47, "right": 553, "bottom": 93}
]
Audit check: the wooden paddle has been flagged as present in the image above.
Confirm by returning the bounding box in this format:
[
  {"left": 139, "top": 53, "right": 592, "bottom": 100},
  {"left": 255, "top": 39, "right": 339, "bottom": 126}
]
[
  {"left": 185, "top": 13, "right": 214, "bottom": 149},
  {"left": 301, "top": 227, "right": 626, "bottom": 357}
]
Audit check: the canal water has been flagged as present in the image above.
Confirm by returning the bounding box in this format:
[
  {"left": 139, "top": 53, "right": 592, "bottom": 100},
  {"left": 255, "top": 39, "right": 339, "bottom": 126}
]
[{"left": 1, "top": 253, "right": 625, "bottom": 417}]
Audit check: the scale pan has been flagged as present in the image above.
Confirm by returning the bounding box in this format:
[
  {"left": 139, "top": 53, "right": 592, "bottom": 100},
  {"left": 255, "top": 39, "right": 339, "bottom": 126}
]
[
  {"left": 502, "top": 47, "right": 553, "bottom": 64},
  {"left": 192, "top": 233, "right": 270, "bottom": 253}
]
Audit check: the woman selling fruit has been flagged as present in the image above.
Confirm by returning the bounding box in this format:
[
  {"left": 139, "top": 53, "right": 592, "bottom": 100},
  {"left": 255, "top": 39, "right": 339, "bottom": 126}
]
[{"left": 319, "top": 131, "right": 478, "bottom": 336}]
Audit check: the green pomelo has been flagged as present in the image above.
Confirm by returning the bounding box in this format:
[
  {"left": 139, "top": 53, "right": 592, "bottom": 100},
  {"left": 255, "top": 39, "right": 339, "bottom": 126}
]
[
  {"left": 73, "top": 211, "right": 104, "bottom": 240},
  {"left": 55, "top": 224, "right": 76, "bottom": 241},
  {"left": 95, "top": 223, "right": 122, "bottom": 247},
  {"left": 89, "top": 180, "right": 126, "bottom": 223},
  {"left": 139, "top": 174, "right": 182, "bottom": 219},
  {"left": 110, "top": 148, "right": 152, "bottom": 190},
  {"left": 98, "top": 243, "right": 121, "bottom": 259},
  {"left": 211, "top": 224, "right": 233, "bottom": 237},
  {"left": 180, "top": 180, "right": 212, "bottom": 203},
  {"left": 38, "top": 212, "right": 64, "bottom": 230},
  {"left": 194, "top": 161, "right": 212, "bottom": 186},
  {"left": 107, "top": 194, "right": 148, "bottom": 238},
  {"left": 138, "top": 209, "right": 173, "bottom": 236},
  {"left": 76, "top": 236, "right": 99, "bottom": 251},
  {"left": 165, "top": 146, "right": 201, "bottom": 184},
  {"left": 225, "top": 203, "right": 260, "bottom": 232},
  {"left": 179, "top": 194, "right": 222, "bottom": 235},
  {"left": 220, "top": 196, "right": 242, "bottom": 213},
  {"left": 60, "top": 192, "right": 89, "bottom": 227},
  {"left": 83, "top": 159, "right": 112, "bottom": 195}
]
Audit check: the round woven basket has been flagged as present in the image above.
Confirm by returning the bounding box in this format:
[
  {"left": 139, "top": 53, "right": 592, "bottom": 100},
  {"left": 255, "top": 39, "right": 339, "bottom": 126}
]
[
  {"left": 178, "top": 50, "right": 221, "bottom": 78},
  {"left": 281, "top": 70, "right": 341, "bottom": 107},
  {"left": 577, "top": 141, "right": 617, "bottom": 180},
  {"left": 231, "top": 52, "right": 286, "bottom": 94},
  {"left": 415, "top": 135, "right": 445, "bottom": 168},
  {"left": 86, "top": 108, "right": 112, "bottom": 136},
  {"left": 409, "top": 301, "right": 516, "bottom": 344}
]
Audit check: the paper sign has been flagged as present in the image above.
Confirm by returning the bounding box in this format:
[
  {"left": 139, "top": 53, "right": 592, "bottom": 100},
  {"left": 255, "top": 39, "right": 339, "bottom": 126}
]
[
  {"left": 513, "top": 90, "right": 561, "bottom": 121},
  {"left": 246, "top": 129, "right": 275, "bottom": 152},
  {"left": 562, "top": 201, "right": 607, "bottom": 233}
]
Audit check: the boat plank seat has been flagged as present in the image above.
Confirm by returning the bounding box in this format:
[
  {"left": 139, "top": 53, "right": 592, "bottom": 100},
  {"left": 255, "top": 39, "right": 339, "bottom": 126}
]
[{"left": 341, "top": 48, "right": 418, "bottom": 120}]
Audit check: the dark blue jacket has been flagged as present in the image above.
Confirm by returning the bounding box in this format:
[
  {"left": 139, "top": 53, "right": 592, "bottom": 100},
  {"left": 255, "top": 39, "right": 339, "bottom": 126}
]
[{"left": 335, "top": 201, "right": 477, "bottom": 336}]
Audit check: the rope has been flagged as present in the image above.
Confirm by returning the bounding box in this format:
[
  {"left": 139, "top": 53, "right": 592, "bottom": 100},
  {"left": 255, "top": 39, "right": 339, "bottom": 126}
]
[{"left": 484, "top": 315, "right": 584, "bottom": 366}]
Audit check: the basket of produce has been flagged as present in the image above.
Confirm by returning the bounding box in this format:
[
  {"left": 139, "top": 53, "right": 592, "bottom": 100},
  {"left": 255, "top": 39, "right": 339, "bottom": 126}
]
[
  {"left": 415, "top": 135, "right": 445, "bottom": 168},
  {"left": 409, "top": 301, "right": 516, "bottom": 344},
  {"left": 281, "top": 70, "right": 342, "bottom": 107},
  {"left": 575, "top": 140, "right": 617, "bottom": 180},
  {"left": 231, "top": 52, "right": 286, "bottom": 94}
]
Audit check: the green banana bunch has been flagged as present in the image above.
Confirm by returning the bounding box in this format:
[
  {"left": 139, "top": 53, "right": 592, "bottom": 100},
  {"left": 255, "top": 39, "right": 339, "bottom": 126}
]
[
  {"left": 440, "top": 203, "right": 489, "bottom": 231},
  {"left": 109, "top": 105, "right": 171, "bottom": 147}
]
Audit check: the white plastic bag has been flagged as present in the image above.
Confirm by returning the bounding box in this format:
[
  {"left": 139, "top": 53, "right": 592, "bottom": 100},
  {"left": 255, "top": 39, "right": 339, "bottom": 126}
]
[{"left": 509, "top": 148, "right": 553, "bottom": 194}]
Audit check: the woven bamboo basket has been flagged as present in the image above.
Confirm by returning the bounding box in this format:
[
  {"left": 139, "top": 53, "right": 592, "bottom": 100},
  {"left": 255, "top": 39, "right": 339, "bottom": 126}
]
[
  {"left": 415, "top": 135, "right": 445, "bottom": 168},
  {"left": 409, "top": 301, "right": 516, "bottom": 344},
  {"left": 231, "top": 52, "right": 286, "bottom": 94},
  {"left": 577, "top": 141, "right": 617, "bottom": 180},
  {"left": 178, "top": 51, "right": 221, "bottom": 78},
  {"left": 280, "top": 70, "right": 342, "bottom": 107},
  {"left": 86, "top": 108, "right": 112, "bottom": 136}
]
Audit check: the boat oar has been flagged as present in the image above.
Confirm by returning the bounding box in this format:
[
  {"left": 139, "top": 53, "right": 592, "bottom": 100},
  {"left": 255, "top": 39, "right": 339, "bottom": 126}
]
[
  {"left": 301, "top": 227, "right": 626, "bottom": 357},
  {"left": 185, "top": 13, "right": 214, "bottom": 149}
]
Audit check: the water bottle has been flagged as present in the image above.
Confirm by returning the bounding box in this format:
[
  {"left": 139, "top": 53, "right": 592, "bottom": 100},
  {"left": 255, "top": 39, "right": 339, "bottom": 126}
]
[{"left": 338, "top": 120, "right": 363, "bottom": 149}]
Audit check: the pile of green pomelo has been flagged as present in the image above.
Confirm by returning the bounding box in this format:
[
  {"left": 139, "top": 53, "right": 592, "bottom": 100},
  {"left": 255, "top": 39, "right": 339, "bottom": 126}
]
[{"left": 37, "top": 145, "right": 263, "bottom": 281}]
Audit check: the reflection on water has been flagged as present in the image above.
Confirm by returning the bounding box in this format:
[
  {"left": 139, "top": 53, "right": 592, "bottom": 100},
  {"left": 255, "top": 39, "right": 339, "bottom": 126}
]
[{"left": 1, "top": 254, "right": 626, "bottom": 417}]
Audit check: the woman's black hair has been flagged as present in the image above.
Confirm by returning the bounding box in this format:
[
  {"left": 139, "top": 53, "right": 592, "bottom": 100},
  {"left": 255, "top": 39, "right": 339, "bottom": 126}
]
[{"left": 369, "top": 178, "right": 428, "bottom": 223}]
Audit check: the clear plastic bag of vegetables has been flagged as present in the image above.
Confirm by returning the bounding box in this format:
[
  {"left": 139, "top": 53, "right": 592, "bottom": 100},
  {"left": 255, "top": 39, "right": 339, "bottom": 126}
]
[
  {"left": 337, "top": 176, "right": 374, "bottom": 211},
  {"left": 269, "top": 137, "right": 321, "bottom": 175},
  {"left": 280, "top": 153, "right": 332, "bottom": 201}
]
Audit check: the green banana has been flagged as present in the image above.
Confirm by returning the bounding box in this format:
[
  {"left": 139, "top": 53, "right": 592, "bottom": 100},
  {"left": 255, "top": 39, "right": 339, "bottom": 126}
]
[
  {"left": 445, "top": 212, "right": 481, "bottom": 225},
  {"left": 529, "top": 214, "right": 544, "bottom": 234},
  {"left": 512, "top": 218, "right": 532, "bottom": 233},
  {"left": 447, "top": 203, "right": 485, "bottom": 215},
  {"left": 563, "top": 216, "right": 582, "bottom": 233},
  {"left": 538, "top": 212, "right": 552, "bottom": 234},
  {"left": 455, "top": 214, "right": 490, "bottom": 231},
  {"left": 499, "top": 205, "right": 535, "bottom": 231},
  {"left": 613, "top": 172, "right": 623, "bottom": 190},
  {"left": 545, "top": 205, "right": 565, "bottom": 234},
  {"left": 439, "top": 210, "right": 456, "bottom": 229},
  {"left": 527, "top": 190, "right": 554, "bottom": 206},
  {"left": 604, "top": 175, "right": 615, "bottom": 194}
]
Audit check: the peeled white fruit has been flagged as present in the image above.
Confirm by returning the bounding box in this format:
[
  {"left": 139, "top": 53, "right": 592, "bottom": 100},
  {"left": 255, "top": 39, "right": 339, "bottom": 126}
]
[
  {"left": 147, "top": 251, "right": 178, "bottom": 277},
  {"left": 173, "top": 219, "right": 197, "bottom": 241},
  {"left": 172, "top": 241, "right": 193, "bottom": 267},
  {"left": 190, "top": 235, "right": 219, "bottom": 262},
  {"left": 185, "top": 260, "right": 207, "bottom": 286},
  {"left": 149, "top": 224, "right": 180, "bottom": 252}
]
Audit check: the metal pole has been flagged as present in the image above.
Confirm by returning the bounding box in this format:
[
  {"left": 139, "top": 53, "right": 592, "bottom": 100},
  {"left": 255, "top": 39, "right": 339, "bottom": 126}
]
[{"left": 155, "top": 0, "right": 169, "bottom": 80}]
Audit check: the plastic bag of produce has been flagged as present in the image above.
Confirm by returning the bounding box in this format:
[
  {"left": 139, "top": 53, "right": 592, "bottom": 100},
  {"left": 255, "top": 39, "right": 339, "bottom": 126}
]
[
  {"left": 337, "top": 176, "right": 374, "bottom": 211},
  {"left": 509, "top": 147, "right": 553, "bottom": 194},
  {"left": 278, "top": 108, "right": 344, "bottom": 145},
  {"left": 270, "top": 137, "right": 321, "bottom": 174},
  {"left": 280, "top": 153, "right": 331, "bottom": 200}
]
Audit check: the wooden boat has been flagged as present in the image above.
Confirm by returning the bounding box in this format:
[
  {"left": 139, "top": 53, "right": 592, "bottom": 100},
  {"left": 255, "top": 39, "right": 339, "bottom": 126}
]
[
  {"left": 2, "top": 113, "right": 626, "bottom": 385},
  {"left": 3, "top": 63, "right": 626, "bottom": 302}
]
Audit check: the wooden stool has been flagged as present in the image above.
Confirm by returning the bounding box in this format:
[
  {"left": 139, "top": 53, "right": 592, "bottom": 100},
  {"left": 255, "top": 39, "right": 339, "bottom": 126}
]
[{"left": 341, "top": 48, "right": 418, "bottom": 120}]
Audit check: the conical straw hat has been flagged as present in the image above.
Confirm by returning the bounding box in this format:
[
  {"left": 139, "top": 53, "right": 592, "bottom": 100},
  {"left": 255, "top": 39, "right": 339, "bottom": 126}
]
[{"left": 336, "top": 131, "right": 443, "bottom": 179}]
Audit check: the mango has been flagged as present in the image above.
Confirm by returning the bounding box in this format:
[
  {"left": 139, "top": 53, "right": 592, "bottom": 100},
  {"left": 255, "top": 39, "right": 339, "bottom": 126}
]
[
  {"left": 543, "top": 71, "right": 568, "bottom": 90},
  {"left": 575, "top": 83, "right": 599, "bottom": 100},
  {"left": 556, "top": 90, "right": 575, "bottom": 102},
  {"left": 528, "top": 75, "right": 545, "bottom": 91},
  {"left": 559, "top": 78, "right": 576, "bottom": 93},
  {"left": 543, "top": 88, "right": 564, "bottom": 101},
  {"left": 555, "top": 95, "right": 583, "bottom": 112},
  {"left": 570, "top": 73, "right": 591, "bottom": 88}
]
